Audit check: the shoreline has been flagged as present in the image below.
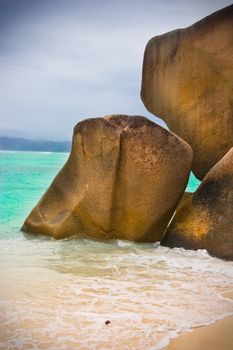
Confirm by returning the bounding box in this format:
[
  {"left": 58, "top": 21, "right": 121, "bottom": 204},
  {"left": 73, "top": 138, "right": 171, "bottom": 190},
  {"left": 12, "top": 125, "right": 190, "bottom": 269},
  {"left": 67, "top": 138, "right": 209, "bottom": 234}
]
[{"left": 164, "top": 291, "right": 233, "bottom": 350}]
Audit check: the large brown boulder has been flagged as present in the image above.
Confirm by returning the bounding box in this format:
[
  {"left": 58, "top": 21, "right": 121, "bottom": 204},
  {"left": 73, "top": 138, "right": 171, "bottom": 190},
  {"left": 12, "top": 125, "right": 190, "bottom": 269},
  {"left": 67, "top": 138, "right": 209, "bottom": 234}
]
[
  {"left": 161, "top": 148, "right": 233, "bottom": 260},
  {"left": 141, "top": 5, "right": 233, "bottom": 180},
  {"left": 22, "top": 115, "right": 192, "bottom": 241}
]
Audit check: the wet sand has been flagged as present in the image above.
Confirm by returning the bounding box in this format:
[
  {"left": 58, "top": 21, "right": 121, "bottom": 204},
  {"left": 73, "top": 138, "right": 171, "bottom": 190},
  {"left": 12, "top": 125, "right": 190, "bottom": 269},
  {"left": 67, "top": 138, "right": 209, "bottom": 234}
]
[
  {"left": 1, "top": 236, "right": 232, "bottom": 349},
  {"left": 165, "top": 291, "right": 233, "bottom": 350}
]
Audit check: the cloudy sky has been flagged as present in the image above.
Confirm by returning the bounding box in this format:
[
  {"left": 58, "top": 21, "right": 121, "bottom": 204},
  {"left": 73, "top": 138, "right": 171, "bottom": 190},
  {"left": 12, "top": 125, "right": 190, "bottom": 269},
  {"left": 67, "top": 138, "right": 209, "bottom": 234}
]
[{"left": 0, "top": 0, "right": 231, "bottom": 140}]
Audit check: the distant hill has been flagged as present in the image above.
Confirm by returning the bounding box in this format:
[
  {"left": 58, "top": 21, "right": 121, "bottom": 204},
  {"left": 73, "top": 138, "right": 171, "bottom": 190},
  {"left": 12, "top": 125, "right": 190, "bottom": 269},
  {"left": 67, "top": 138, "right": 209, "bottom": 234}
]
[{"left": 0, "top": 136, "right": 71, "bottom": 152}]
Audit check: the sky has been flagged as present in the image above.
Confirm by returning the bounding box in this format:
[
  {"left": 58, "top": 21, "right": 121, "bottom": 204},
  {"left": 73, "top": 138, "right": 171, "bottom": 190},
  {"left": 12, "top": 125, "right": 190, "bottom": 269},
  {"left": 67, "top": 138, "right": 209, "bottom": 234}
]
[{"left": 0, "top": 0, "right": 232, "bottom": 141}]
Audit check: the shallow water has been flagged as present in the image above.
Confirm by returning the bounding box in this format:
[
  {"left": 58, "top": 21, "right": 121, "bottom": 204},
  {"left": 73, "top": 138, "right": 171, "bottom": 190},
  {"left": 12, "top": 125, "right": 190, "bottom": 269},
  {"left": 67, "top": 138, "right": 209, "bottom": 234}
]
[{"left": 0, "top": 151, "right": 232, "bottom": 350}]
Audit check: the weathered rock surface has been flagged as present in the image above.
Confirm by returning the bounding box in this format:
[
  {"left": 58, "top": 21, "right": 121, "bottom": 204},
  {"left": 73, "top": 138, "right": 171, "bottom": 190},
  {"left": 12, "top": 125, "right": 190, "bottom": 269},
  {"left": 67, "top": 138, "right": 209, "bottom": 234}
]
[
  {"left": 141, "top": 5, "right": 233, "bottom": 180},
  {"left": 161, "top": 148, "right": 233, "bottom": 260},
  {"left": 22, "top": 115, "right": 192, "bottom": 241}
]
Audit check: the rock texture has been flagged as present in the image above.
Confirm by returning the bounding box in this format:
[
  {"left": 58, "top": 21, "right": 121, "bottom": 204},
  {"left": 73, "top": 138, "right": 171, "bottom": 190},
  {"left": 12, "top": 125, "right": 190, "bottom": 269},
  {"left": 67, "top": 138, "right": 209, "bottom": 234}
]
[
  {"left": 161, "top": 148, "right": 233, "bottom": 260},
  {"left": 22, "top": 115, "right": 192, "bottom": 241},
  {"left": 141, "top": 5, "right": 233, "bottom": 180}
]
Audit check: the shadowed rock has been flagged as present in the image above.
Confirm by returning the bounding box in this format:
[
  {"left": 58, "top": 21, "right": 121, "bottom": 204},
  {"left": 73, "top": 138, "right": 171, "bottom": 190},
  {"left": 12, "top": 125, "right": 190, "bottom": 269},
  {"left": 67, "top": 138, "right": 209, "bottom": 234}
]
[
  {"left": 22, "top": 115, "right": 192, "bottom": 241},
  {"left": 161, "top": 148, "right": 233, "bottom": 260},
  {"left": 176, "top": 192, "right": 192, "bottom": 210},
  {"left": 141, "top": 5, "right": 233, "bottom": 180}
]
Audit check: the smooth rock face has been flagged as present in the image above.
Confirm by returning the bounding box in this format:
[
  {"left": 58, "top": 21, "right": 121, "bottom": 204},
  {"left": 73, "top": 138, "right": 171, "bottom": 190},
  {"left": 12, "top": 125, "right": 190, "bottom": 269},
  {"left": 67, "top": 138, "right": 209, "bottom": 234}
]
[
  {"left": 22, "top": 115, "right": 193, "bottom": 241},
  {"left": 141, "top": 5, "right": 233, "bottom": 180},
  {"left": 161, "top": 148, "right": 233, "bottom": 260}
]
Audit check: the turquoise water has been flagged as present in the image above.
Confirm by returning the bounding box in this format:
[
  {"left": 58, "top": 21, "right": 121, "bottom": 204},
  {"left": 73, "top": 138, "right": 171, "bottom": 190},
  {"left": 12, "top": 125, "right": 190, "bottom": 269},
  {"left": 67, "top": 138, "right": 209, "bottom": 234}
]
[
  {"left": 0, "top": 151, "right": 232, "bottom": 350},
  {"left": 0, "top": 151, "right": 69, "bottom": 234}
]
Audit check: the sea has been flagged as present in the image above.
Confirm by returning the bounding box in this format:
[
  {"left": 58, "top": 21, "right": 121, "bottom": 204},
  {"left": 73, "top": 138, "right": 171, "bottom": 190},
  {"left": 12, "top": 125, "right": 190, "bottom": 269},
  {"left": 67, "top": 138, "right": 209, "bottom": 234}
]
[{"left": 0, "top": 151, "right": 233, "bottom": 350}]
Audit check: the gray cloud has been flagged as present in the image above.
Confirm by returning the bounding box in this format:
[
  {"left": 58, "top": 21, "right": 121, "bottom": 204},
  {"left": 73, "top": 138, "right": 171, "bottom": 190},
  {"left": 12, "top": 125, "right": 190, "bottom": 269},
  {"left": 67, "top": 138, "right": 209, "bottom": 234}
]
[{"left": 0, "top": 0, "right": 232, "bottom": 140}]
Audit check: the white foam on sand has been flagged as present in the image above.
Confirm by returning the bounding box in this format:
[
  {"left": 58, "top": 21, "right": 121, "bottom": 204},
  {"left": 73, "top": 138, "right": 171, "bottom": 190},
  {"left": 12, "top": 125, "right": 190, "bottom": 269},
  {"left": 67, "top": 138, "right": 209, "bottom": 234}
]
[{"left": 0, "top": 238, "right": 233, "bottom": 350}]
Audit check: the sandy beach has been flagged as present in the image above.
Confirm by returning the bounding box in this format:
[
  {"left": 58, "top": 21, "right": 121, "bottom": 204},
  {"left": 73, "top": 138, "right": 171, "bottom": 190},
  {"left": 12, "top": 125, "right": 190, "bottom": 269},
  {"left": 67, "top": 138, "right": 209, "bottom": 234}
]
[{"left": 165, "top": 291, "right": 233, "bottom": 350}]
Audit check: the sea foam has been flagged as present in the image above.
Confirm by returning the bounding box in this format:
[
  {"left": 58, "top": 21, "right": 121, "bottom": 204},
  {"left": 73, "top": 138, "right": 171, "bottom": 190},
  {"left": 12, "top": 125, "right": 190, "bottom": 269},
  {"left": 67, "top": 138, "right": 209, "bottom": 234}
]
[{"left": 0, "top": 238, "right": 232, "bottom": 350}]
